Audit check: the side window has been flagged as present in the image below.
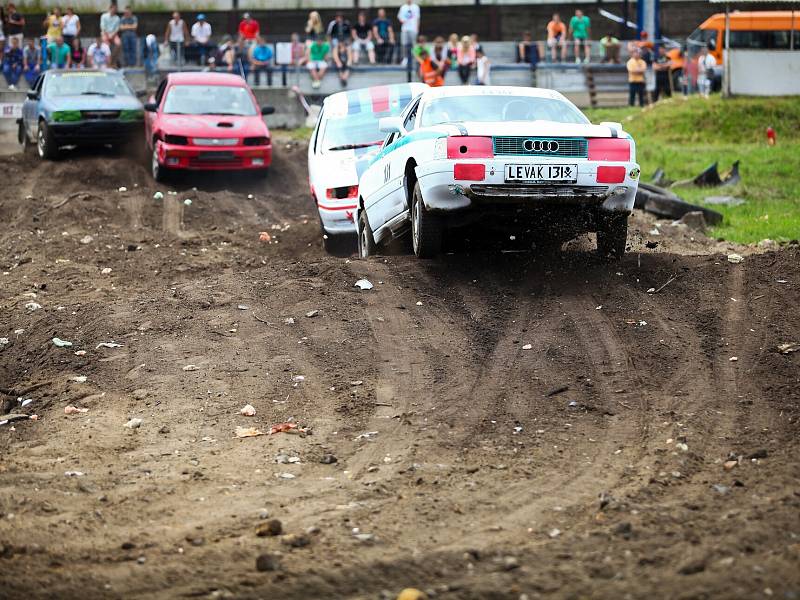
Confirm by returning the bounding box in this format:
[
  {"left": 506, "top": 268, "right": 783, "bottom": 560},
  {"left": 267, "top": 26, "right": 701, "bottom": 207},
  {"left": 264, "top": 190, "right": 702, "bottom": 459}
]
[
  {"left": 403, "top": 100, "right": 420, "bottom": 132},
  {"left": 154, "top": 79, "right": 168, "bottom": 106},
  {"left": 384, "top": 131, "right": 397, "bottom": 147},
  {"left": 34, "top": 75, "right": 44, "bottom": 93}
]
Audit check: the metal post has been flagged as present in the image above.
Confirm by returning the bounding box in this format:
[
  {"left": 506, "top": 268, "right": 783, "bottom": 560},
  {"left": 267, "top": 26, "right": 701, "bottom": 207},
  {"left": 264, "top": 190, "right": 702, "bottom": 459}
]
[
  {"left": 724, "top": 2, "right": 731, "bottom": 97},
  {"left": 791, "top": 5, "right": 795, "bottom": 50}
]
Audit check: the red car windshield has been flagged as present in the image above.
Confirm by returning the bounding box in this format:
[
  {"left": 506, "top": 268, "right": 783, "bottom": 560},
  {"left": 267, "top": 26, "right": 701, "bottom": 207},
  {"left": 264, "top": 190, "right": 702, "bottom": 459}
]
[{"left": 163, "top": 84, "right": 258, "bottom": 116}]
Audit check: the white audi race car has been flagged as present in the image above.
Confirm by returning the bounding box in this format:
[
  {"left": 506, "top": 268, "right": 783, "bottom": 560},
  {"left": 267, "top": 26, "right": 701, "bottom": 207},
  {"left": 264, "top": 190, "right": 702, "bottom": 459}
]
[
  {"left": 307, "top": 82, "right": 427, "bottom": 253},
  {"left": 355, "top": 86, "right": 641, "bottom": 259}
]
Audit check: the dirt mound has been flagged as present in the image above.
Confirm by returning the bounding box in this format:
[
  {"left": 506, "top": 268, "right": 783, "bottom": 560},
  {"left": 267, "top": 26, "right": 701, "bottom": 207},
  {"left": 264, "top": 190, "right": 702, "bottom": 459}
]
[{"left": 1, "top": 136, "right": 799, "bottom": 599}]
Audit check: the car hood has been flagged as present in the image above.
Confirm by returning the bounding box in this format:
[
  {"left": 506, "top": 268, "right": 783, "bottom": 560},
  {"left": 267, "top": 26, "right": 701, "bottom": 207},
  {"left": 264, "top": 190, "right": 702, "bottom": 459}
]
[
  {"left": 159, "top": 114, "right": 269, "bottom": 138},
  {"left": 48, "top": 95, "right": 144, "bottom": 111},
  {"left": 429, "top": 121, "right": 627, "bottom": 139}
]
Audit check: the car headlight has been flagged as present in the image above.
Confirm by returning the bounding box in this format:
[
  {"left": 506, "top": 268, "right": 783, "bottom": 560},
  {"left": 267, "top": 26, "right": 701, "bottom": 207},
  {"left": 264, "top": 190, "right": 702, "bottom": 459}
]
[
  {"left": 120, "top": 109, "right": 144, "bottom": 121},
  {"left": 52, "top": 110, "right": 82, "bottom": 122},
  {"left": 433, "top": 137, "right": 447, "bottom": 159}
]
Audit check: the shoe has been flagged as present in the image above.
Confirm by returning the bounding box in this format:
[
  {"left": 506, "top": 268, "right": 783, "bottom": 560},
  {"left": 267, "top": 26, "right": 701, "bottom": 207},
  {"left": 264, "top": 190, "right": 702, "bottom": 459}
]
[
  {"left": 584, "top": 57, "right": 591, "bottom": 64},
  {"left": 401, "top": 57, "right": 408, "bottom": 67},
  {"left": 574, "top": 57, "right": 581, "bottom": 64},
  {"left": 8, "top": 84, "right": 16, "bottom": 90},
  {"left": 311, "top": 80, "right": 320, "bottom": 89}
]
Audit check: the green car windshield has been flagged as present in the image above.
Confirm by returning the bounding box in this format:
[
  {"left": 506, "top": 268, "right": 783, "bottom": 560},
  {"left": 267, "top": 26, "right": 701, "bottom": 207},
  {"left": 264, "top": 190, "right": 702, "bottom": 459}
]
[{"left": 45, "top": 71, "right": 134, "bottom": 98}]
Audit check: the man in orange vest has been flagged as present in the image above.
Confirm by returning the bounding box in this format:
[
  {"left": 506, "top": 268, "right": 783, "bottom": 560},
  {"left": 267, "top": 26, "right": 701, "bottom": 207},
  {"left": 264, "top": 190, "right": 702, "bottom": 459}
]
[{"left": 418, "top": 47, "right": 444, "bottom": 86}]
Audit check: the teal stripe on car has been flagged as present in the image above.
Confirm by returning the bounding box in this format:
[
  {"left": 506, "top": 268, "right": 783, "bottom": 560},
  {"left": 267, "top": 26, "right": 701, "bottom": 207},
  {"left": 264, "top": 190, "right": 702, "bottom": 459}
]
[{"left": 368, "top": 130, "right": 443, "bottom": 167}]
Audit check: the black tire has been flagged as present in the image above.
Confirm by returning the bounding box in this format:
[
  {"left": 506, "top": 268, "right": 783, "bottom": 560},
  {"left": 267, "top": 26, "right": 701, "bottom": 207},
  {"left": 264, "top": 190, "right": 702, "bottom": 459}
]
[
  {"left": 37, "top": 121, "right": 59, "bottom": 160},
  {"left": 18, "top": 121, "right": 33, "bottom": 154},
  {"left": 256, "top": 168, "right": 269, "bottom": 179},
  {"left": 151, "top": 144, "right": 170, "bottom": 182},
  {"left": 597, "top": 214, "right": 628, "bottom": 260},
  {"left": 411, "top": 182, "right": 442, "bottom": 259},
  {"left": 357, "top": 208, "right": 376, "bottom": 259}
]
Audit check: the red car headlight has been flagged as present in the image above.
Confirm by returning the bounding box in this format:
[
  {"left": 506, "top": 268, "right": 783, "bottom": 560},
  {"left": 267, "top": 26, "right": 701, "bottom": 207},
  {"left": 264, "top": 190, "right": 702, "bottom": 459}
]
[
  {"left": 587, "top": 138, "right": 630, "bottom": 161},
  {"left": 447, "top": 136, "right": 494, "bottom": 159}
]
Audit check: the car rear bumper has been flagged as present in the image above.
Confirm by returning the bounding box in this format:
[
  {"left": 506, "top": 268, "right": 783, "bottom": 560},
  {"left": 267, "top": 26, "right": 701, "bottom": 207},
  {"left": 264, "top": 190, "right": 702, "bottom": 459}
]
[
  {"left": 317, "top": 199, "right": 357, "bottom": 234},
  {"left": 416, "top": 158, "right": 639, "bottom": 214},
  {"left": 51, "top": 121, "right": 143, "bottom": 144},
  {"left": 157, "top": 141, "right": 272, "bottom": 171}
]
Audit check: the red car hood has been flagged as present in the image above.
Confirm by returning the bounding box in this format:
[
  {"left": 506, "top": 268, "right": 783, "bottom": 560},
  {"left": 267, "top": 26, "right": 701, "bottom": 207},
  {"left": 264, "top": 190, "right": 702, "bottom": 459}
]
[{"left": 159, "top": 114, "right": 269, "bottom": 138}]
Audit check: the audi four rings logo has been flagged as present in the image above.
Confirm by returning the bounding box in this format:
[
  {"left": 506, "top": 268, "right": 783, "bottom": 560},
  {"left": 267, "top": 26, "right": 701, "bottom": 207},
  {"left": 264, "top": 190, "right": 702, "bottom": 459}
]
[{"left": 523, "top": 139, "right": 560, "bottom": 153}]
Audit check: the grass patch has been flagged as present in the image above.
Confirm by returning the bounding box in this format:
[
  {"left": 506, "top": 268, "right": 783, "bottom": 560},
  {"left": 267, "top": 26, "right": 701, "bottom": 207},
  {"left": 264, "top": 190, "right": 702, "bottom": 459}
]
[{"left": 585, "top": 95, "right": 800, "bottom": 243}]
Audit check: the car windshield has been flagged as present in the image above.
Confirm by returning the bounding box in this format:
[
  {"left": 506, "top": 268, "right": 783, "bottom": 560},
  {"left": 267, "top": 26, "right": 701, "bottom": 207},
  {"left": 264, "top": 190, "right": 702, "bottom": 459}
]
[
  {"left": 45, "top": 71, "right": 134, "bottom": 98},
  {"left": 163, "top": 84, "right": 258, "bottom": 116},
  {"left": 420, "top": 95, "right": 589, "bottom": 127},
  {"left": 321, "top": 102, "right": 412, "bottom": 152}
]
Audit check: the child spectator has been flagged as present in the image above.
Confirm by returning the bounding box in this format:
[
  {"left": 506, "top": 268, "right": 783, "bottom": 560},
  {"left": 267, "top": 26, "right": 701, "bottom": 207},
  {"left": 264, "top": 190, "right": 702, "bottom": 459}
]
[
  {"left": 2, "top": 35, "right": 22, "bottom": 89},
  {"left": 333, "top": 40, "right": 351, "bottom": 88},
  {"left": 456, "top": 35, "right": 475, "bottom": 85},
  {"left": 61, "top": 7, "right": 80, "bottom": 49},
  {"left": 600, "top": 33, "right": 620, "bottom": 63},
  {"left": 249, "top": 36, "right": 273, "bottom": 86},
  {"left": 190, "top": 14, "right": 212, "bottom": 66},
  {"left": 68, "top": 37, "right": 85, "bottom": 68},
  {"left": 23, "top": 38, "right": 41, "bottom": 86},
  {"left": 306, "top": 37, "right": 329, "bottom": 89},
  {"left": 546, "top": 13, "right": 567, "bottom": 62},
  {"left": 47, "top": 36, "right": 69, "bottom": 68},
  {"left": 418, "top": 48, "right": 443, "bottom": 87},
  {"left": 6, "top": 3, "right": 25, "bottom": 46},
  {"left": 305, "top": 11, "right": 324, "bottom": 41},
  {"left": 697, "top": 45, "right": 716, "bottom": 98},
  {"left": 43, "top": 7, "right": 63, "bottom": 43},
  {"left": 119, "top": 6, "right": 138, "bottom": 67},
  {"left": 652, "top": 45, "right": 672, "bottom": 101},
  {"left": 569, "top": 9, "right": 591, "bottom": 64},
  {"left": 626, "top": 47, "right": 647, "bottom": 107},
  {"left": 372, "top": 8, "right": 394, "bottom": 64},
  {"left": 87, "top": 35, "right": 111, "bottom": 69},
  {"left": 352, "top": 11, "right": 375, "bottom": 64},
  {"left": 475, "top": 47, "right": 490, "bottom": 85}
]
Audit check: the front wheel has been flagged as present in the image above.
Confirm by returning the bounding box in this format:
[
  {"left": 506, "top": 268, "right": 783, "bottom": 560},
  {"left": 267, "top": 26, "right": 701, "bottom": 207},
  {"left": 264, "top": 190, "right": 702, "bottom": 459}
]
[
  {"left": 37, "top": 121, "right": 59, "bottom": 160},
  {"left": 596, "top": 214, "right": 628, "bottom": 260},
  {"left": 411, "top": 182, "right": 442, "bottom": 259},
  {"left": 151, "top": 144, "right": 170, "bottom": 182},
  {"left": 358, "top": 209, "right": 376, "bottom": 259}
]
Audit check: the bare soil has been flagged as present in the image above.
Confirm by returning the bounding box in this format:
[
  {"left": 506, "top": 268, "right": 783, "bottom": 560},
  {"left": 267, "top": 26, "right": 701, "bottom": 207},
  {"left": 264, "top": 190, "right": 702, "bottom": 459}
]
[{"left": 1, "top": 136, "right": 799, "bottom": 600}]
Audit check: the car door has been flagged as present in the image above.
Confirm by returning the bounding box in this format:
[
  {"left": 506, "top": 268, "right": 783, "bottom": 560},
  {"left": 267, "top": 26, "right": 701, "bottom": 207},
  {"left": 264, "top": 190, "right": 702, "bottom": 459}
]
[
  {"left": 23, "top": 75, "right": 44, "bottom": 138},
  {"left": 359, "top": 129, "right": 398, "bottom": 233},
  {"left": 380, "top": 97, "right": 421, "bottom": 225},
  {"left": 308, "top": 106, "right": 325, "bottom": 202}
]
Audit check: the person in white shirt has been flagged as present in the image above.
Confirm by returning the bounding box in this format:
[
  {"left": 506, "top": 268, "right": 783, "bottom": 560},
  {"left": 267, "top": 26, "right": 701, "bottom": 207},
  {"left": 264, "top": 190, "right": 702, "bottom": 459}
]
[
  {"left": 87, "top": 36, "right": 111, "bottom": 69},
  {"left": 164, "top": 11, "right": 189, "bottom": 66},
  {"left": 475, "top": 47, "right": 491, "bottom": 85},
  {"left": 697, "top": 45, "right": 717, "bottom": 98},
  {"left": 397, "top": 0, "right": 420, "bottom": 66},
  {"left": 61, "top": 7, "right": 81, "bottom": 49},
  {"left": 190, "top": 13, "right": 212, "bottom": 65}
]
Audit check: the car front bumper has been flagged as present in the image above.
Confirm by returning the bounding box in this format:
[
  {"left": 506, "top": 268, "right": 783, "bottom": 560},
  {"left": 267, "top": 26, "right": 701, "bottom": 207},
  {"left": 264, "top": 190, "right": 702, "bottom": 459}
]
[
  {"left": 416, "top": 158, "right": 639, "bottom": 215},
  {"left": 157, "top": 141, "right": 272, "bottom": 171},
  {"left": 50, "top": 120, "right": 143, "bottom": 144}
]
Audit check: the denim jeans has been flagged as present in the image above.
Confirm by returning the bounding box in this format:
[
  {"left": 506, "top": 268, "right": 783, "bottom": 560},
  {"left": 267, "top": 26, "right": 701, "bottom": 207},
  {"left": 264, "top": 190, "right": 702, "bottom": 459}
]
[{"left": 122, "top": 34, "right": 138, "bottom": 67}]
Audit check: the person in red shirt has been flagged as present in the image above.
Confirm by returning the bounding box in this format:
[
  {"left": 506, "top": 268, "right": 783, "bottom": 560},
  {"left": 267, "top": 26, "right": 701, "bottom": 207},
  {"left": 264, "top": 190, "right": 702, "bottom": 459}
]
[{"left": 238, "top": 12, "right": 260, "bottom": 44}]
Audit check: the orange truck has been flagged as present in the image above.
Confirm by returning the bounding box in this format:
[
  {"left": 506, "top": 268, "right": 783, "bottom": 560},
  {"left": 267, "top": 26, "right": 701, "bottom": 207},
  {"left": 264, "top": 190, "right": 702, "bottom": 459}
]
[{"left": 687, "top": 11, "right": 799, "bottom": 63}]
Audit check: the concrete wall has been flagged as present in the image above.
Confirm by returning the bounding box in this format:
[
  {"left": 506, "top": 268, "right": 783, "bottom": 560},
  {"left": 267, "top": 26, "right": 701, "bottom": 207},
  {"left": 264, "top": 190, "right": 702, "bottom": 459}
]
[{"left": 728, "top": 50, "right": 800, "bottom": 97}]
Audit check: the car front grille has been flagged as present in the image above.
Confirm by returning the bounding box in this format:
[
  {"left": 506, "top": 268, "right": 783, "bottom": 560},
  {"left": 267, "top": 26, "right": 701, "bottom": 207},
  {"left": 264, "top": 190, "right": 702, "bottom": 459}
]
[
  {"left": 80, "top": 110, "right": 121, "bottom": 120},
  {"left": 469, "top": 184, "right": 609, "bottom": 203},
  {"left": 493, "top": 136, "right": 588, "bottom": 158}
]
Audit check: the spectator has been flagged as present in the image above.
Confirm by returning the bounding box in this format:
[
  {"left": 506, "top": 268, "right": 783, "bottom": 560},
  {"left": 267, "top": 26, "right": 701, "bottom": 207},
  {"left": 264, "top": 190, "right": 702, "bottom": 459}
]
[
  {"left": 600, "top": 32, "right": 620, "bottom": 63},
  {"left": 546, "top": 13, "right": 566, "bottom": 62},
  {"left": 652, "top": 45, "right": 672, "bottom": 101},
  {"left": 249, "top": 36, "right": 273, "bottom": 86},
  {"left": 397, "top": 0, "right": 420, "bottom": 66},
  {"left": 2, "top": 34, "right": 22, "bottom": 88},
  {"left": 238, "top": 12, "right": 260, "bottom": 45},
  {"left": 372, "top": 8, "right": 394, "bottom": 64},
  {"left": 626, "top": 47, "right": 646, "bottom": 107},
  {"left": 418, "top": 48, "right": 443, "bottom": 87},
  {"left": 87, "top": 35, "right": 111, "bottom": 69},
  {"left": 6, "top": 3, "right": 24, "bottom": 46},
  {"left": 569, "top": 9, "right": 591, "bottom": 64},
  {"left": 326, "top": 12, "right": 351, "bottom": 48},
  {"left": 190, "top": 13, "right": 212, "bottom": 66},
  {"left": 470, "top": 33, "right": 482, "bottom": 54},
  {"left": 43, "top": 7, "right": 63, "bottom": 43},
  {"left": 697, "top": 45, "right": 716, "bottom": 98},
  {"left": 475, "top": 47, "right": 490, "bottom": 85},
  {"left": 164, "top": 11, "right": 189, "bottom": 66},
  {"left": 0, "top": 8, "right": 5, "bottom": 63},
  {"left": 431, "top": 36, "right": 449, "bottom": 75},
  {"left": 47, "top": 35, "right": 69, "bottom": 68},
  {"left": 61, "top": 7, "right": 80, "bottom": 49},
  {"left": 517, "top": 31, "right": 540, "bottom": 69},
  {"left": 143, "top": 33, "right": 158, "bottom": 76},
  {"left": 306, "top": 37, "right": 329, "bottom": 89},
  {"left": 412, "top": 34, "right": 428, "bottom": 63},
  {"left": 68, "top": 37, "right": 85, "bottom": 68},
  {"left": 23, "top": 37, "right": 41, "bottom": 85},
  {"left": 119, "top": 6, "right": 138, "bottom": 67},
  {"left": 667, "top": 45, "right": 685, "bottom": 94},
  {"left": 333, "top": 39, "right": 351, "bottom": 88},
  {"left": 305, "top": 11, "right": 324, "bottom": 41},
  {"left": 210, "top": 35, "right": 236, "bottom": 71},
  {"left": 446, "top": 33, "right": 458, "bottom": 67},
  {"left": 352, "top": 11, "right": 375, "bottom": 64},
  {"left": 290, "top": 32, "right": 306, "bottom": 66},
  {"left": 100, "top": 4, "right": 120, "bottom": 45},
  {"left": 628, "top": 31, "right": 654, "bottom": 64},
  {"left": 455, "top": 35, "right": 475, "bottom": 85}
]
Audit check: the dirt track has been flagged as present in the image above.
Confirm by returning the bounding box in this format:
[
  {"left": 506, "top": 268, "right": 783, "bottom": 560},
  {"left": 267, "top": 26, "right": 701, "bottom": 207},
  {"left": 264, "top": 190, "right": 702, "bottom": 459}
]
[{"left": 1, "top": 137, "right": 799, "bottom": 600}]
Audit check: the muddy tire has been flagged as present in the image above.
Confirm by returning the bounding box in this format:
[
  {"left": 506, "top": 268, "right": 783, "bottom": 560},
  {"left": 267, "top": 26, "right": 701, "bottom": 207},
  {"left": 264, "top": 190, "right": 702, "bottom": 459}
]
[
  {"left": 18, "top": 121, "right": 33, "bottom": 154},
  {"left": 597, "top": 214, "right": 628, "bottom": 260},
  {"left": 411, "top": 182, "right": 442, "bottom": 259},
  {"left": 151, "top": 145, "right": 170, "bottom": 183},
  {"left": 358, "top": 209, "right": 376, "bottom": 259},
  {"left": 37, "top": 121, "right": 59, "bottom": 160}
]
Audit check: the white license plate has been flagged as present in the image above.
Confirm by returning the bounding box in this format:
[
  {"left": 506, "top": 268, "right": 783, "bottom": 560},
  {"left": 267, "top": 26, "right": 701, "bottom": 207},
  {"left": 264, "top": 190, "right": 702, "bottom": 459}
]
[{"left": 505, "top": 164, "right": 578, "bottom": 183}]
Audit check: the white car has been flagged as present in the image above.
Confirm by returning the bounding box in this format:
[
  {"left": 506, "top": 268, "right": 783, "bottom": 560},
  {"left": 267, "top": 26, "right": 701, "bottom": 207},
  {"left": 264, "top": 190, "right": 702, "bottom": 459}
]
[
  {"left": 356, "top": 86, "right": 641, "bottom": 259},
  {"left": 308, "top": 82, "right": 427, "bottom": 253}
]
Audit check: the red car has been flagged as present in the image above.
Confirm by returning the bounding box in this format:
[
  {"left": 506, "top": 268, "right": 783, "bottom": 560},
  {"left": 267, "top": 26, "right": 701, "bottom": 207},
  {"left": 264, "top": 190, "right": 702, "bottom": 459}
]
[{"left": 144, "top": 72, "right": 274, "bottom": 181}]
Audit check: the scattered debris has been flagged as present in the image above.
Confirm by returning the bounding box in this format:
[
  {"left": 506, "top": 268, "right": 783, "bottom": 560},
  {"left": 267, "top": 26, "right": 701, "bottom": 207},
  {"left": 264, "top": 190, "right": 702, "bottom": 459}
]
[
  {"left": 270, "top": 422, "right": 307, "bottom": 435},
  {"left": 354, "top": 431, "right": 378, "bottom": 441},
  {"left": 416, "top": 301, "right": 423, "bottom": 306},
  {"left": 259, "top": 231, "right": 272, "bottom": 242},
  {"left": 281, "top": 533, "right": 310, "bottom": 547},
  {"left": 545, "top": 385, "right": 569, "bottom": 397},
  {"left": 292, "top": 375, "right": 305, "bottom": 383},
  {"left": 52, "top": 338, "right": 73, "bottom": 348},
  {"left": 548, "top": 528, "right": 561, "bottom": 538},
  {"left": 729, "top": 356, "right": 738, "bottom": 362},
  {"left": 64, "top": 471, "right": 85, "bottom": 477},
  {"left": 704, "top": 195, "right": 745, "bottom": 206},
  {"left": 724, "top": 459, "right": 739, "bottom": 470},
  {"left": 0, "top": 338, "right": 9, "bottom": 346},
  {"left": 153, "top": 191, "right": 164, "bottom": 200},
  {"left": 256, "top": 519, "right": 283, "bottom": 537},
  {"left": 350, "top": 380, "right": 363, "bottom": 386},
  {"left": 320, "top": 453, "right": 338, "bottom": 464},
  {"left": 676, "top": 211, "right": 707, "bottom": 232},
  {"left": 776, "top": 342, "right": 800, "bottom": 355},
  {"left": 70, "top": 376, "right": 87, "bottom": 383},
  {"left": 237, "top": 304, "right": 249, "bottom": 310},
  {"left": 240, "top": 404, "right": 256, "bottom": 417},
  {"left": 80, "top": 235, "right": 94, "bottom": 244},
  {"left": 74, "top": 350, "right": 87, "bottom": 356},
  {"left": 396, "top": 589, "right": 426, "bottom": 600},
  {"left": 124, "top": 418, "right": 143, "bottom": 429},
  {"left": 354, "top": 279, "right": 374, "bottom": 290},
  {"left": 276, "top": 473, "right": 296, "bottom": 480},
  {"left": 727, "top": 253, "right": 744, "bottom": 264},
  {"left": 101, "top": 267, "right": 112, "bottom": 275},
  {"left": 284, "top": 317, "right": 295, "bottom": 324},
  {"left": 255, "top": 553, "right": 281, "bottom": 572},
  {"left": 64, "top": 405, "right": 89, "bottom": 414},
  {"left": 305, "top": 310, "right": 319, "bottom": 318},
  {"left": 96, "top": 342, "right": 123, "bottom": 349},
  {"left": 25, "top": 301, "right": 42, "bottom": 311},
  {"left": 118, "top": 186, "right": 128, "bottom": 192},
  {"left": 182, "top": 364, "right": 199, "bottom": 371},
  {"left": 522, "top": 344, "right": 532, "bottom": 350},
  {"left": 235, "top": 426, "right": 265, "bottom": 438}
]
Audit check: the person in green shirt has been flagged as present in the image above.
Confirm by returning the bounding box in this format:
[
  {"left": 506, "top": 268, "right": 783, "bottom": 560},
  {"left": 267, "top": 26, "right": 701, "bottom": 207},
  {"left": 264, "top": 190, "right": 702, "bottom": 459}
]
[
  {"left": 48, "top": 36, "right": 70, "bottom": 68},
  {"left": 569, "top": 9, "right": 591, "bottom": 64},
  {"left": 306, "top": 39, "right": 330, "bottom": 89}
]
